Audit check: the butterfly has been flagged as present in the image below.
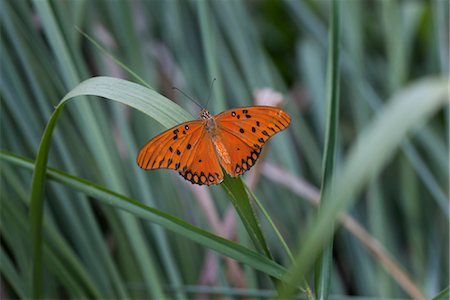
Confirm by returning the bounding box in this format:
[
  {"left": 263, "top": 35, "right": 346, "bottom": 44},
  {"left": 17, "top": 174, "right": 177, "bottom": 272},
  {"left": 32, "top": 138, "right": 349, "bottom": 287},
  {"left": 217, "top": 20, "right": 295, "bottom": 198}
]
[{"left": 137, "top": 106, "right": 290, "bottom": 185}]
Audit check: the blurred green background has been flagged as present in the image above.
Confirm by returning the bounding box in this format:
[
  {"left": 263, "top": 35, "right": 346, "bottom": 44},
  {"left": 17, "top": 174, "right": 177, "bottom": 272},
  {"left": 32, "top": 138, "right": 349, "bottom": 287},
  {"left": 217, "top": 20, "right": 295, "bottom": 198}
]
[{"left": 1, "top": 0, "right": 448, "bottom": 299}]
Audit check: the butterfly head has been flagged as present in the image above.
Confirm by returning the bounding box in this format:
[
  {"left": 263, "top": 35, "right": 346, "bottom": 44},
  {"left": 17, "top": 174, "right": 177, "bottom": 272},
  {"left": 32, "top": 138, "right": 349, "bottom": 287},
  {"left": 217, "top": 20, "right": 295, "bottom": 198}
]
[{"left": 200, "top": 108, "right": 213, "bottom": 120}]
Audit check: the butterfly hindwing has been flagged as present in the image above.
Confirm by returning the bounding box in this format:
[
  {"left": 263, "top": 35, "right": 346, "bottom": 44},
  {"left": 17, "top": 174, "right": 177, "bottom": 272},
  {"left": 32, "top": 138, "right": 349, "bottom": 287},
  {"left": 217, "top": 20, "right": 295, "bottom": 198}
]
[
  {"left": 212, "top": 129, "right": 262, "bottom": 177},
  {"left": 213, "top": 106, "right": 290, "bottom": 176},
  {"left": 178, "top": 131, "right": 224, "bottom": 185},
  {"left": 137, "top": 120, "right": 223, "bottom": 185}
]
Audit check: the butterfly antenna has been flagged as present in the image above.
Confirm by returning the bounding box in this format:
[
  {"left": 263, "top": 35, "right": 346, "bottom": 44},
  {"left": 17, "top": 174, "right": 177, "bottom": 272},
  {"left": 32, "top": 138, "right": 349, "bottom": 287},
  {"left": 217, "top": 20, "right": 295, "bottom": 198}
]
[
  {"left": 205, "top": 78, "right": 216, "bottom": 108},
  {"left": 172, "top": 87, "right": 203, "bottom": 109}
]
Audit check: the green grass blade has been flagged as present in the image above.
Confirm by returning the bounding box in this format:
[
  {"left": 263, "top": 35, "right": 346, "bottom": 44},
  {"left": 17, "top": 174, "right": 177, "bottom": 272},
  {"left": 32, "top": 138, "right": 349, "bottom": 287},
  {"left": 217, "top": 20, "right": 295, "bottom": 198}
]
[
  {"left": 279, "top": 78, "right": 447, "bottom": 298},
  {"left": 29, "top": 103, "right": 65, "bottom": 299},
  {"left": 432, "top": 286, "right": 449, "bottom": 300},
  {"left": 245, "top": 186, "right": 314, "bottom": 299},
  {"left": 75, "top": 28, "right": 153, "bottom": 90},
  {"left": 196, "top": 0, "right": 226, "bottom": 112},
  {"left": 0, "top": 247, "right": 27, "bottom": 299},
  {"left": 61, "top": 76, "right": 193, "bottom": 126},
  {"left": 221, "top": 175, "right": 280, "bottom": 289},
  {"left": 2, "top": 151, "right": 287, "bottom": 280},
  {"left": 222, "top": 175, "right": 271, "bottom": 258},
  {"left": 315, "top": 1, "right": 340, "bottom": 299}
]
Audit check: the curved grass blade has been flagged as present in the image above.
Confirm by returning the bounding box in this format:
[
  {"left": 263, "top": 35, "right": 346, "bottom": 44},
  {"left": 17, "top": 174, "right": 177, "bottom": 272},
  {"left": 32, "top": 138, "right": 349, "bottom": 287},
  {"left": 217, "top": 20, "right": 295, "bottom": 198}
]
[
  {"left": 28, "top": 76, "right": 278, "bottom": 297},
  {"left": 28, "top": 76, "right": 190, "bottom": 298},
  {"left": 29, "top": 104, "right": 65, "bottom": 299},
  {"left": 279, "top": 78, "right": 448, "bottom": 298},
  {"left": 2, "top": 151, "right": 287, "bottom": 280}
]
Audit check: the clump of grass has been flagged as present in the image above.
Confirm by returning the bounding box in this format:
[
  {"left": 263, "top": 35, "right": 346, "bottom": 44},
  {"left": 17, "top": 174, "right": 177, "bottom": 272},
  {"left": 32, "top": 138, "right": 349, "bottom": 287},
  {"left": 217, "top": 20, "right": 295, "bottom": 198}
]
[{"left": 1, "top": 1, "right": 448, "bottom": 299}]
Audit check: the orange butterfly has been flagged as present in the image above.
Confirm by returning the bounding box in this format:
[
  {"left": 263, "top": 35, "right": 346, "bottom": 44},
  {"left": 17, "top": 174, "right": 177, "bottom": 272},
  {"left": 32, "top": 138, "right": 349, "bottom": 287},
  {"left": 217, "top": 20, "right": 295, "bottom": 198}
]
[{"left": 137, "top": 106, "right": 290, "bottom": 185}]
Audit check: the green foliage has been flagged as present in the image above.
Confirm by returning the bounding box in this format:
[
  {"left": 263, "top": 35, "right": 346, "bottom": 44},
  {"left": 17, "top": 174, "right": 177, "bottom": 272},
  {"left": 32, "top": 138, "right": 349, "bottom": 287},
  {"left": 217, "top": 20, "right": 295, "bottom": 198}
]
[{"left": 1, "top": 0, "right": 448, "bottom": 299}]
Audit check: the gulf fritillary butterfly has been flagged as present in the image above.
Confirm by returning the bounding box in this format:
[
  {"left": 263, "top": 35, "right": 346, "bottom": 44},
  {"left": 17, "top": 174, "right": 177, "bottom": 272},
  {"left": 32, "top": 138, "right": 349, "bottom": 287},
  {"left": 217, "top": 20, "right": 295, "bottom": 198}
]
[{"left": 137, "top": 106, "right": 290, "bottom": 185}]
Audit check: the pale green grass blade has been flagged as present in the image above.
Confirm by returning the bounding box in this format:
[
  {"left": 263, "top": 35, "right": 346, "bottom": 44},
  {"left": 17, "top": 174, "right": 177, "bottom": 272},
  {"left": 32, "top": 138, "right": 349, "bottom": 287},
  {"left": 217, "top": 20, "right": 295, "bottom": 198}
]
[
  {"left": 315, "top": 1, "right": 340, "bottom": 299},
  {"left": 279, "top": 78, "right": 447, "bottom": 297},
  {"left": 196, "top": 0, "right": 226, "bottom": 112},
  {"left": 0, "top": 247, "right": 27, "bottom": 299},
  {"left": 286, "top": 0, "right": 448, "bottom": 216},
  {"left": 61, "top": 77, "right": 192, "bottom": 126}
]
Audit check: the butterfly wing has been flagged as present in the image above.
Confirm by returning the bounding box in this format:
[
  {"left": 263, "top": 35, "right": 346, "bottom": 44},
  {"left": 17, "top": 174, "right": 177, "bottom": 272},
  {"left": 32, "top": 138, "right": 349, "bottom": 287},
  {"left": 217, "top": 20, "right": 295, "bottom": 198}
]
[
  {"left": 213, "top": 106, "right": 290, "bottom": 177},
  {"left": 137, "top": 120, "right": 223, "bottom": 185}
]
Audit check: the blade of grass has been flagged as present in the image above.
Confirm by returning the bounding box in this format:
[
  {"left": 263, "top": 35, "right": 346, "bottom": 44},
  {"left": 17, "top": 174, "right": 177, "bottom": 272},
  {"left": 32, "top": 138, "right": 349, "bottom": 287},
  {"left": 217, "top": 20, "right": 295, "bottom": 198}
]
[
  {"left": 315, "top": 1, "right": 340, "bottom": 299},
  {"left": 221, "top": 174, "right": 281, "bottom": 290},
  {"left": 2, "top": 151, "right": 287, "bottom": 280},
  {"left": 29, "top": 102, "right": 65, "bottom": 299},
  {"left": 432, "top": 286, "right": 449, "bottom": 300},
  {"left": 245, "top": 186, "right": 313, "bottom": 299},
  {"left": 278, "top": 78, "right": 447, "bottom": 298},
  {"left": 196, "top": 0, "right": 226, "bottom": 112},
  {"left": 221, "top": 175, "right": 272, "bottom": 259},
  {"left": 61, "top": 76, "right": 192, "bottom": 127},
  {"left": 76, "top": 28, "right": 153, "bottom": 90},
  {"left": 0, "top": 247, "right": 27, "bottom": 299}
]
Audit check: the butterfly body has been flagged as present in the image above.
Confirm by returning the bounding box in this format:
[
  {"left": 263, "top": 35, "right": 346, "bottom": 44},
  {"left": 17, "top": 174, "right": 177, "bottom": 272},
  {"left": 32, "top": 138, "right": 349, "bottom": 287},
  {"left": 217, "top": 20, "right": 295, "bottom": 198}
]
[{"left": 137, "top": 106, "right": 290, "bottom": 185}]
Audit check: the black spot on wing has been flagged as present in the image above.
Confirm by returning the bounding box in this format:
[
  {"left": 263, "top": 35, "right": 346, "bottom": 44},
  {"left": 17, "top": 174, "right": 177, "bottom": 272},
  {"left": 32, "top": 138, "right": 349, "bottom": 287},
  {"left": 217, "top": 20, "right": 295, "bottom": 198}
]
[
  {"left": 233, "top": 149, "right": 261, "bottom": 176},
  {"left": 179, "top": 170, "right": 222, "bottom": 185}
]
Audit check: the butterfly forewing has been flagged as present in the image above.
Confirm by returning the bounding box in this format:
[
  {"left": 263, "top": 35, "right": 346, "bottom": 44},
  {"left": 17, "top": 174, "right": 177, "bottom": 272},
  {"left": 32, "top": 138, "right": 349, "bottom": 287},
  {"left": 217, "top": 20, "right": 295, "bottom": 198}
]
[
  {"left": 137, "top": 120, "right": 204, "bottom": 170},
  {"left": 137, "top": 120, "right": 223, "bottom": 185},
  {"left": 213, "top": 106, "right": 290, "bottom": 177}
]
